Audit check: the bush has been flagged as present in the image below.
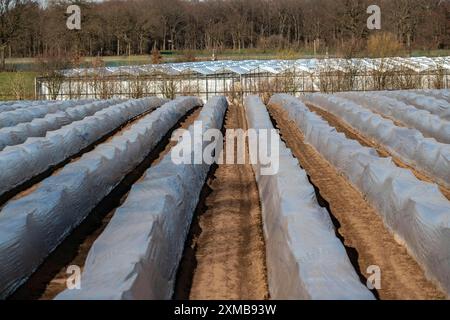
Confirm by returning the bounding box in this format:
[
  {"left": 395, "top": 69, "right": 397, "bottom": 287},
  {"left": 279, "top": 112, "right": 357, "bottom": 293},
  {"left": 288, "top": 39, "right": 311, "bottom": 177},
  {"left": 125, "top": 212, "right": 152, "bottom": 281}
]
[
  {"left": 175, "top": 51, "right": 197, "bottom": 63},
  {"left": 37, "top": 51, "right": 72, "bottom": 100},
  {"left": 151, "top": 47, "right": 162, "bottom": 64},
  {"left": 367, "top": 32, "right": 404, "bottom": 58}
]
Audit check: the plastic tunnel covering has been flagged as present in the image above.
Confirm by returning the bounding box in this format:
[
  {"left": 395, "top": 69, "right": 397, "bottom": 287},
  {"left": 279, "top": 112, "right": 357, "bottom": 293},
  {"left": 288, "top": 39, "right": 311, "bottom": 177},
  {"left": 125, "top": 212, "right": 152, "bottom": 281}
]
[
  {"left": 302, "top": 93, "right": 450, "bottom": 189},
  {"left": 269, "top": 94, "right": 450, "bottom": 296},
  {"left": 337, "top": 92, "right": 450, "bottom": 144},
  {"left": 55, "top": 96, "right": 227, "bottom": 300},
  {"left": 0, "top": 97, "right": 165, "bottom": 196},
  {"left": 0, "top": 97, "right": 202, "bottom": 299},
  {"left": 0, "top": 100, "right": 88, "bottom": 129},
  {"left": 0, "top": 100, "right": 84, "bottom": 114},
  {"left": 380, "top": 91, "right": 450, "bottom": 121},
  {"left": 0, "top": 99, "right": 124, "bottom": 151},
  {"left": 244, "top": 95, "right": 374, "bottom": 300},
  {"left": 413, "top": 89, "right": 450, "bottom": 102}
]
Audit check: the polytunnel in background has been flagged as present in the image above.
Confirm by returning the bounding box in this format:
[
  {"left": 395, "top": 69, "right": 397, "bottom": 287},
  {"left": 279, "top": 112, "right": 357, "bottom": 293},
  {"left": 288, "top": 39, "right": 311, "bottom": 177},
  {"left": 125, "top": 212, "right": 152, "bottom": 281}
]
[{"left": 35, "top": 56, "right": 450, "bottom": 100}]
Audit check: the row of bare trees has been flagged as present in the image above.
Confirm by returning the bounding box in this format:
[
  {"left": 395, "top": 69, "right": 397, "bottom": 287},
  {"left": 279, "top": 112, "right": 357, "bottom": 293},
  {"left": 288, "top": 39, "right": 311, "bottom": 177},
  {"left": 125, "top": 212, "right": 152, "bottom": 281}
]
[{"left": 1, "top": 0, "right": 449, "bottom": 70}]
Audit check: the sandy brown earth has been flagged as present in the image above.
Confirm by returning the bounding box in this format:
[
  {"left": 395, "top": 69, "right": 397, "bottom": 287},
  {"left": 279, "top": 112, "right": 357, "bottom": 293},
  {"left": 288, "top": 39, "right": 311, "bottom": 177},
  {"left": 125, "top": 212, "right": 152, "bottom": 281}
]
[
  {"left": 175, "top": 103, "right": 269, "bottom": 300},
  {"left": 306, "top": 103, "right": 450, "bottom": 201},
  {"left": 268, "top": 103, "right": 446, "bottom": 300},
  {"left": 9, "top": 107, "right": 202, "bottom": 300}
]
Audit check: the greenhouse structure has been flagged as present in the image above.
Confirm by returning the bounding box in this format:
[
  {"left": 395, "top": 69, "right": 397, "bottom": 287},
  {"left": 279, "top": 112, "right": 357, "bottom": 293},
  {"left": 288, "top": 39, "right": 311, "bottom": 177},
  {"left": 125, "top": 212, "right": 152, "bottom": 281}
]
[{"left": 35, "top": 56, "right": 450, "bottom": 100}]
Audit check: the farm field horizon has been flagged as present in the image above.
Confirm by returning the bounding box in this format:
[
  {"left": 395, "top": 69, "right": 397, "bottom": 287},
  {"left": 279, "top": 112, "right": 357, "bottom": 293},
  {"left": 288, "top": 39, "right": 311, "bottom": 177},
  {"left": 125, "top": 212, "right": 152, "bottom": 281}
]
[
  {"left": 2, "top": 48, "right": 450, "bottom": 101},
  {"left": 0, "top": 0, "right": 449, "bottom": 312}
]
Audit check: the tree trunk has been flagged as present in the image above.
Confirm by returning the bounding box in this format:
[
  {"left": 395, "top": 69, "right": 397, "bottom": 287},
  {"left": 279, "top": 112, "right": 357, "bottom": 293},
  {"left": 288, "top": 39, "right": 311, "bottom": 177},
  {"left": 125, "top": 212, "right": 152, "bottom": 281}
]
[
  {"left": 0, "top": 46, "right": 5, "bottom": 71},
  {"left": 162, "top": 26, "right": 167, "bottom": 51},
  {"left": 170, "top": 31, "right": 175, "bottom": 51}
]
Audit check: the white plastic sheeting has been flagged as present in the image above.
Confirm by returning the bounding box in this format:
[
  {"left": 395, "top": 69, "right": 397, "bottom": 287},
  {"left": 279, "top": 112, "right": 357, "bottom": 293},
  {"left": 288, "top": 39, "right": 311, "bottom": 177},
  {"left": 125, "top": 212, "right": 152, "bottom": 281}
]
[
  {"left": 0, "top": 97, "right": 165, "bottom": 196},
  {"left": 412, "top": 89, "right": 450, "bottom": 103},
  {"left": 56, "top": 96, "right": 227, "bottom": 300},
  {"left": 303, "top": 93, "right": 450, "bottom": 189},
  {"left": 380, "top": 91, "right": 450, "bottom": 121},
  {"left": 0, "top": 101, "right": 22, "bottom": 107},
  {"left": 269, "top": 94, "right": 450, "bottom": 296},
  {"left": 62, "top": 56, "right": 450, "bottom": 78},
  {"left": 0, "top": 96, "right": 202, "bottom": 299},
  {"left": 337, "top": 91, "right": 450, "bottom": 144},
  {"left": 0, "top": 100, "right": 91, "bottom": 128},
  {"left": 244, "top": 95, "right": 373, "bottom": 300},
  {"left": 0, "top": 99, "right": 124, "bottom": 151},
  {"left": 0, "top": 100, "right": 73, "bottom": 113}
]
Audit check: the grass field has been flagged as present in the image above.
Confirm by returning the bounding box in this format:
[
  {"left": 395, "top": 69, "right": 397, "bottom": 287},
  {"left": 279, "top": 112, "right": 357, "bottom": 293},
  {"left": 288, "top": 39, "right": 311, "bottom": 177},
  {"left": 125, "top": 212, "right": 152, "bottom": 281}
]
[{"left": 0, "top": 72, "right": 37, "bottom": 101}]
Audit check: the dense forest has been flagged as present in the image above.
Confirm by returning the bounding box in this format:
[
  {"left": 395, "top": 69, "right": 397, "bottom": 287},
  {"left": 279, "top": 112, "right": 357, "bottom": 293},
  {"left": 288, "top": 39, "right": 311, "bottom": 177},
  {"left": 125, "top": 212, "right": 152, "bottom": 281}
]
[{"left": 1, "top": 0, "right": 449, "bottom": 65}]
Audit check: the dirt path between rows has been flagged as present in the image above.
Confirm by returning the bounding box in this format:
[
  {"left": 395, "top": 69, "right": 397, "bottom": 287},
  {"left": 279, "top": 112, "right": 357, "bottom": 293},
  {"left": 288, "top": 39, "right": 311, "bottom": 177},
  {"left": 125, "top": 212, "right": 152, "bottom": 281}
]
[
  {"left": 9, "top": 107, "right": 202, "bottom": 300},
  {"left": 306, "top": 103, "right": 450, "bottom": 201},
  {"left": 268, "top": 103, "right": 446, "bottom": 300},
  {"left": 174, "top": 103, "right": 269, "bottom": 300}
]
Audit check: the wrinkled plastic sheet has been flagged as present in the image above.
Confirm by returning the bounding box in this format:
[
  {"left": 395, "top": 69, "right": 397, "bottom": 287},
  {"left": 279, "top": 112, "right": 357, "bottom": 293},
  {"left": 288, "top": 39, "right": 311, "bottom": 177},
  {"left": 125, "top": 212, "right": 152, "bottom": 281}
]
[
  {"left": 0, "top": 96, "right": 202, "bottom": 299},
  {"left": 0, "top": 100, "right": 79, "bottom": 113},
  {"left": 409, "top": 90, "right": 450, "bottom": 103},
  {"left": 337, "top": 92, "right": 450, "bottom": 144},
  {"left": 0, "top": 100, "right": 92, "bottom": 129},
  {"left": 269, "top": 94, "right": 450, "bottom": 296},
  {"left": 380, "top": 91, "right": 450, "bottom": 121},
  {"left": 244, "top": 96, "right": 373, "bottom": 300},
  {"left": 0, "top": 99, "right": 124, "bottom": 151},
  {"left": 0, "top": 97, "right": 166, "bottom": 196},
  {"left": 55, "top": 96, "right": 227, "bottom": 300},
  {"left": 303, "top": 93, "right": 450, "bottom": 189}
]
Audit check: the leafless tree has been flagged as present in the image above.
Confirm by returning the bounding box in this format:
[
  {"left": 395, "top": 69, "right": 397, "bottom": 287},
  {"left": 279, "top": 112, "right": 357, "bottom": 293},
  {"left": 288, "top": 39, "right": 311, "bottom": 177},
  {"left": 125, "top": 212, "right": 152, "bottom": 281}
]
[
  {"left": 2, "top": 0, "right": 449, "bottom": 61},
  {"left": 0, "top": 0, "right": 29, "bottom": 70}
]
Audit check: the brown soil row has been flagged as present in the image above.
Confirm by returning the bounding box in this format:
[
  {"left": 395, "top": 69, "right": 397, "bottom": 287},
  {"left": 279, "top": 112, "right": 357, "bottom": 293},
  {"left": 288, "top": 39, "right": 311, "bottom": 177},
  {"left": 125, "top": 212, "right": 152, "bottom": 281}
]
[
  {"left": 174, "top": 103, "right": 269, "bottom": 300},
  {"left": 267, "top": 103, "right": 445, "bottom": 300}
]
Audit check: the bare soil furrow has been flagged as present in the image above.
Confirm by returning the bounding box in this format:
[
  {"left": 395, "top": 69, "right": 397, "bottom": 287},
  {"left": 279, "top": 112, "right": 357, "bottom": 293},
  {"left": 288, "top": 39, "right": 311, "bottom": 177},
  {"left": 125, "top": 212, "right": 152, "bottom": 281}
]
[
  {"left": 174, "top": 103, "right": 269, "bottom": 300},
  {"left": 268, "top": 103, "right": 445, "bottom": 300}
]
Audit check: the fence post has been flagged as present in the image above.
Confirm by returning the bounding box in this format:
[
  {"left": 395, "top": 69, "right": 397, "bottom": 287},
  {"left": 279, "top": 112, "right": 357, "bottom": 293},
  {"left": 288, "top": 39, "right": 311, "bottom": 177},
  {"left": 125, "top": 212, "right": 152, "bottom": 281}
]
[
  {"left": 34, "top": 77, "right": 38, "bottom": 100},
  {"left": 206, "top": 76, "right": 209, "bottom": 100}
]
